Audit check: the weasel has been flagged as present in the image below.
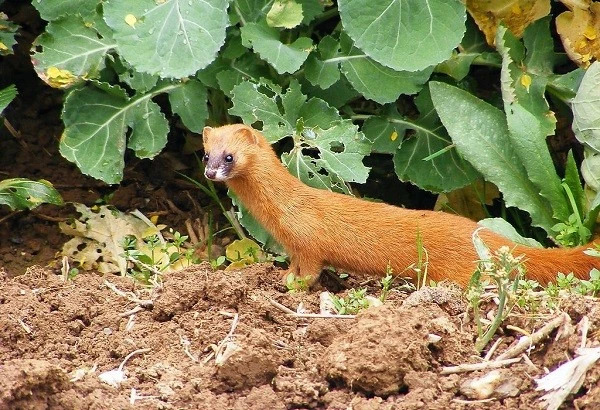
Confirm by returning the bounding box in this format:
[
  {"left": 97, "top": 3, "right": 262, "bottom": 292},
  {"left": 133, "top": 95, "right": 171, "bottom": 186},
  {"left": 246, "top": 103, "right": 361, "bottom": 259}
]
[{"left": 202, "top": 123, "right": 598, "bottom": 287}]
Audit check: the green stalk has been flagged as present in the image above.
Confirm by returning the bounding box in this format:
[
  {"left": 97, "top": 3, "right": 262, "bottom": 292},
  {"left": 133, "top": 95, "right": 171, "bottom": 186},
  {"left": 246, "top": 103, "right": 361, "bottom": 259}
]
[
  {"left": 562, "top": 182, "right": 589, "bottom": 244},
  {"left": 475, "top": 278, "right": 508, "bottom": 352},
  {"left": 178, "top": 171, "right": 246, "bottom": 240}
]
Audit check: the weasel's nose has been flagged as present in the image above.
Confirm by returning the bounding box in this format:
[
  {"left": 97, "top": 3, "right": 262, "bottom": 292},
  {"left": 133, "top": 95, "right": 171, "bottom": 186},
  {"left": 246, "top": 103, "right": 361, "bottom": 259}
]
[{"left": 205, "top": 168, "right": 217, "bottom": 180}]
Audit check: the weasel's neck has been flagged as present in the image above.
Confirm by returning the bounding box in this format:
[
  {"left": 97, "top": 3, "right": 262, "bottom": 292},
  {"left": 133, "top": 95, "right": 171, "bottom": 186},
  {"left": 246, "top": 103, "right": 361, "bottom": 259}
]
[{"left": 226, "top": 153, "right": 304, "bottom": 235}]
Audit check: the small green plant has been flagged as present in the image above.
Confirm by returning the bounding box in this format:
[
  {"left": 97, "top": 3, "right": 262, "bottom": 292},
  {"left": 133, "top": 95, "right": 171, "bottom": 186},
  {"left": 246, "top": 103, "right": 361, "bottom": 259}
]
[
  {"left": 121, "top": 229, "right": 199, "bottom": 285},
  {"left": 467, "top": 245, "right": 525, "bottom": 352},
  {"left": 543, "top": 269, "right": 600, "bottom": 298},
  {"left": 552, "top": 213, "right": 590, "bottom": 247},
  {"left": 330, "top": 288, "right": 370, "bottom": 315},
  {"left": 215, "top": 237, "right": 287, "bottom": 272},
  {"left": 93, "top": 192, "right": 115, "bottom": 206},
  {"left": 577, "top": 268, "right": 600, "bottom": 297},
  {"left": 224, "top": 237, "right": 265, "bottom": 269},
  {"left": 68, "top": 268, "right": 79, "bottom": 280},
  {"left": 62, "top": 264, "right": 80, "bottom": 281},
  {"left": 379, "top": 266, "right": 395, "bottom": 302},
  {"left": 514, "top": 278, "right": 542, "bottom": 311},
  {"left": 556, "top": 272, "right": 578, "bottom": 290},
  {"left": 285, "top": 273, "right": 312, "bottom": 293},
  {"left": 211, "top": 255, "right": 227, "bottom": 270},
  {"left": 378, "top": 262, "right": 417, "bottom": 301}
]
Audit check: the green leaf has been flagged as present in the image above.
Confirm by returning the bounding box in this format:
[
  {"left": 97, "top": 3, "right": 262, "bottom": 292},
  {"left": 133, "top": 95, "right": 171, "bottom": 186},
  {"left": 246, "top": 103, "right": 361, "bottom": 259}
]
[
  {"left": 572, "top": 61, "right": 600, "bottom": 152},
  {"left": 233, "top": 0, "right": 274, "bottom": 23},
  {"left": 584, "top": 191, "right": 600, "bottom": 232},
  {"left": 304, "top": 35, "right": 341, "bottom": 89},
  {"left": 108, "top": 57, "right": 159, "bottom": 93},
  {"left": 103, "top": 0, "right": 229, "bottom": 78},
  {"left": 0, "top": 178, "right": 64, "bottom": 211},
  {"left": 221, "top": 34, "right": 247, "bottom": 60},
  {"left": 215, "top": 53, "right": 270, "bottom": 96},
  {"left": 0, "top": 14, "right": 19, "bottom": 55},
  {"left": 240, "top": 22, "right": 313, "bottom": 74},
  {"left": 434, "top": 17, "right": 499, "bottom": 81},
  {"left": 290, "top": 96, "right": 371, "bottom": 186},
  {"left": 0, "top": 84, "right": 17, "bottom": 115},
  {"left": 478, "top": 218, "right": 543, "bottom": 248},
  {"left": 564, "top": 150, "right": 584, "bottom": 220},
  {"left": 547, "top": 69, "right": 584, "bottom": 102},
  {"left": 338, "top": 0, "right": 466, "bottom": 72},
  {"left": 196, "top": 57, "right": 229, "bottom": 89},
  {"left": 230, "top": 80, "right": 294, "bottom": 141},
  {"left": 267, "top": 0, "right": 303, "bottom": 28},
  {"left": 230, "top": 79, "right": 370, "bottom": 187},
  {"left": 300, "top": 77, "right": 360, "bottom": 108},
  {"left": 117, "top": 65, "right": 159, "bottom": 94},
  {"left": 293, "top": 122, "right": 370, "bottom": 184},
  {"left": 435, "top": 51, "right": 478, "bottom": 81},
  {"left": 496, "top": 22, "right": 569, "bottom": 222},
  {"left": 60, "top": 82, "right": 178, "bottom": 184},
  {"left": 33, "top": 0, "right": 98, "bottom": 21},
  {"left": 362, "top": 108, "right": 404, "bottom": 154},
  {"left": 281, "top": 151, "right": 351, "bottom": 193},
  {"left": 31, "top": 15, "right": 115, "bottom": 88},
  {"left": 430, "top": 81, "right": 556, "bottom": 234},
  {"left": 582, "top": 153, "right": 600, "bottom": 192},
  {"left": 168, "top": 79, "right": 208, "bottom": 133},
  {"left": 339, "top": 34, "right": 433, "bottom": 104},
  {"left": 523, "top": 17, "right": 555, "bottom": 76},
  {"left": 298, "top": 0, "right": 323, "bottom": 24},
  {"left": 461, "top": 16, "right": 491, "bottom": 54},
  {"left": 392, "top": 88, "right": 479, "bottom": 193}
]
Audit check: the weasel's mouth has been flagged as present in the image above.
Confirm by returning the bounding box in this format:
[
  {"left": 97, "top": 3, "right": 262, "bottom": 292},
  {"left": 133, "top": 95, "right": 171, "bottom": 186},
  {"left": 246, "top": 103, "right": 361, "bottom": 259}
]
[{"left": 204, "top": 168, "right": 229, "bottom": 181}]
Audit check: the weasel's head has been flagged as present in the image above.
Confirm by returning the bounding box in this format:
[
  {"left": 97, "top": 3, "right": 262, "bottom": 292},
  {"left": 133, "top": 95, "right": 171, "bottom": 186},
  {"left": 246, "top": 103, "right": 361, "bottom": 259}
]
[{"left": 202, "top": 124, "right": 266, "bottom": 182}]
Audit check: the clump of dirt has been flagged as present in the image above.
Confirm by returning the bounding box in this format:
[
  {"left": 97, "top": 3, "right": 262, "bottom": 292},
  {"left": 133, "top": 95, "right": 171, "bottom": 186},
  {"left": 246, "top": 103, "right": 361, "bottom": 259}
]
[
  {"left": 319, "top": 303, "right": 467, "bottom": 395},
  {"left": 1, "top": 264, "right": 600, "bottom": 409}
]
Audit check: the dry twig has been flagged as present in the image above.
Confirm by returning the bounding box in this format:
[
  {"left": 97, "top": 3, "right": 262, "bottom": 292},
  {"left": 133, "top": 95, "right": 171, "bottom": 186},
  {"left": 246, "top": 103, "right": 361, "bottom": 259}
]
[
  {"left": 483, "top": 337, "right": 503, "bottom": 361},
  {"left": 496, "top": 314, "right": 568, "bottom": 360},
  {"left": 268, "top": 297, "right": 356, "bottom": 319},
  {"left": 104, "top": 280, "right": 154, "bottom": 308},
  {"left": 579, "top": 316, "right": 589, "bottom": 349},
  {"left": 203, "top": 311, "right": 240, "bottom": 365},
  {"left": 441, "top": 357, "right": 522, "bottom": 375}
]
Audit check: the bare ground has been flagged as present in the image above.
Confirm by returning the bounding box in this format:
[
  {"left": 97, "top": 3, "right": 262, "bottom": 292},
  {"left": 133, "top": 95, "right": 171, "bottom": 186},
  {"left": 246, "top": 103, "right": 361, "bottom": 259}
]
[{"left": 1, "top": 264, "right": 600, "bottom": 409}]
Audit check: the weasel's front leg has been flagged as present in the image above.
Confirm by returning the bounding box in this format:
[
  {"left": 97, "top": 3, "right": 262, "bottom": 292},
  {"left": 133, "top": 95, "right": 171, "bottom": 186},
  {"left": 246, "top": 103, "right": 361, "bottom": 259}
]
[{"left": 281, "top": 254, "right": 323, "bottom": 289}]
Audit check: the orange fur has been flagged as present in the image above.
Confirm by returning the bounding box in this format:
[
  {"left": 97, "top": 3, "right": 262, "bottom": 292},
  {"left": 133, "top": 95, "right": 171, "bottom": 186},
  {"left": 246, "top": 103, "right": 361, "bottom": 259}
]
[{"left": 202, "top": 124, "right": 599, "bottom": 287}]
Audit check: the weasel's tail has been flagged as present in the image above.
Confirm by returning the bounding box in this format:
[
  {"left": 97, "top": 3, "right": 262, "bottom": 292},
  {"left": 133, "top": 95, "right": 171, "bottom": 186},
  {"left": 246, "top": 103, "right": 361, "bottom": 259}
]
[{"left": 517, "top": 244, "right": 599, "bottom": 284}]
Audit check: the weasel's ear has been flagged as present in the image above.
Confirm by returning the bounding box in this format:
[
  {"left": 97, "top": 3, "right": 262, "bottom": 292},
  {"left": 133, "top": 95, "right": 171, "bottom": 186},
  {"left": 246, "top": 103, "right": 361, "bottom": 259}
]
[
  {"left": 237, "top": 127, "right": 259, "bottom": 144},
  {"left": 202, "top": 126, "right": 213, "bottom": 144}
]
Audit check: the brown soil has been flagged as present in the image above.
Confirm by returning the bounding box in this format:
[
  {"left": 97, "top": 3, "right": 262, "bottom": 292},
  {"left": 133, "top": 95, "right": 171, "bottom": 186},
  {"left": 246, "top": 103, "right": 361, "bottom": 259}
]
[{"left": 1, "top": 264, "right": 600, "bottom": 409}]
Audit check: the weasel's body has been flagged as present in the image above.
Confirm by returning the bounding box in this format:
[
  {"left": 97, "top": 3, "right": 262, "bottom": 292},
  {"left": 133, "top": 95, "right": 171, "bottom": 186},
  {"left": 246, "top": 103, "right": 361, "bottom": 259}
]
[{"left": 202, "top": 124, "right": 598, "bottom": 286}]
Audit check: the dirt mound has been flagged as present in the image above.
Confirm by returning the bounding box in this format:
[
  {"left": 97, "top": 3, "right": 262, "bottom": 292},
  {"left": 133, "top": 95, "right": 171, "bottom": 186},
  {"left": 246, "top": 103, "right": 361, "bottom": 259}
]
[{"left": 1, "top": 264, "right": 600, "bottom": 409}]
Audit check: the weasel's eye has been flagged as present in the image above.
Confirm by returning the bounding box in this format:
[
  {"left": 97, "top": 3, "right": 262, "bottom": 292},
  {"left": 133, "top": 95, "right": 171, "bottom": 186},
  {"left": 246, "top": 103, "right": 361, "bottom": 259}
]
[
  {"left": 225, "top": 154, "right": 234, "bottom": 163},
  {"left": 203, "top": 154, "right": 209, "bottom": 162}
]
